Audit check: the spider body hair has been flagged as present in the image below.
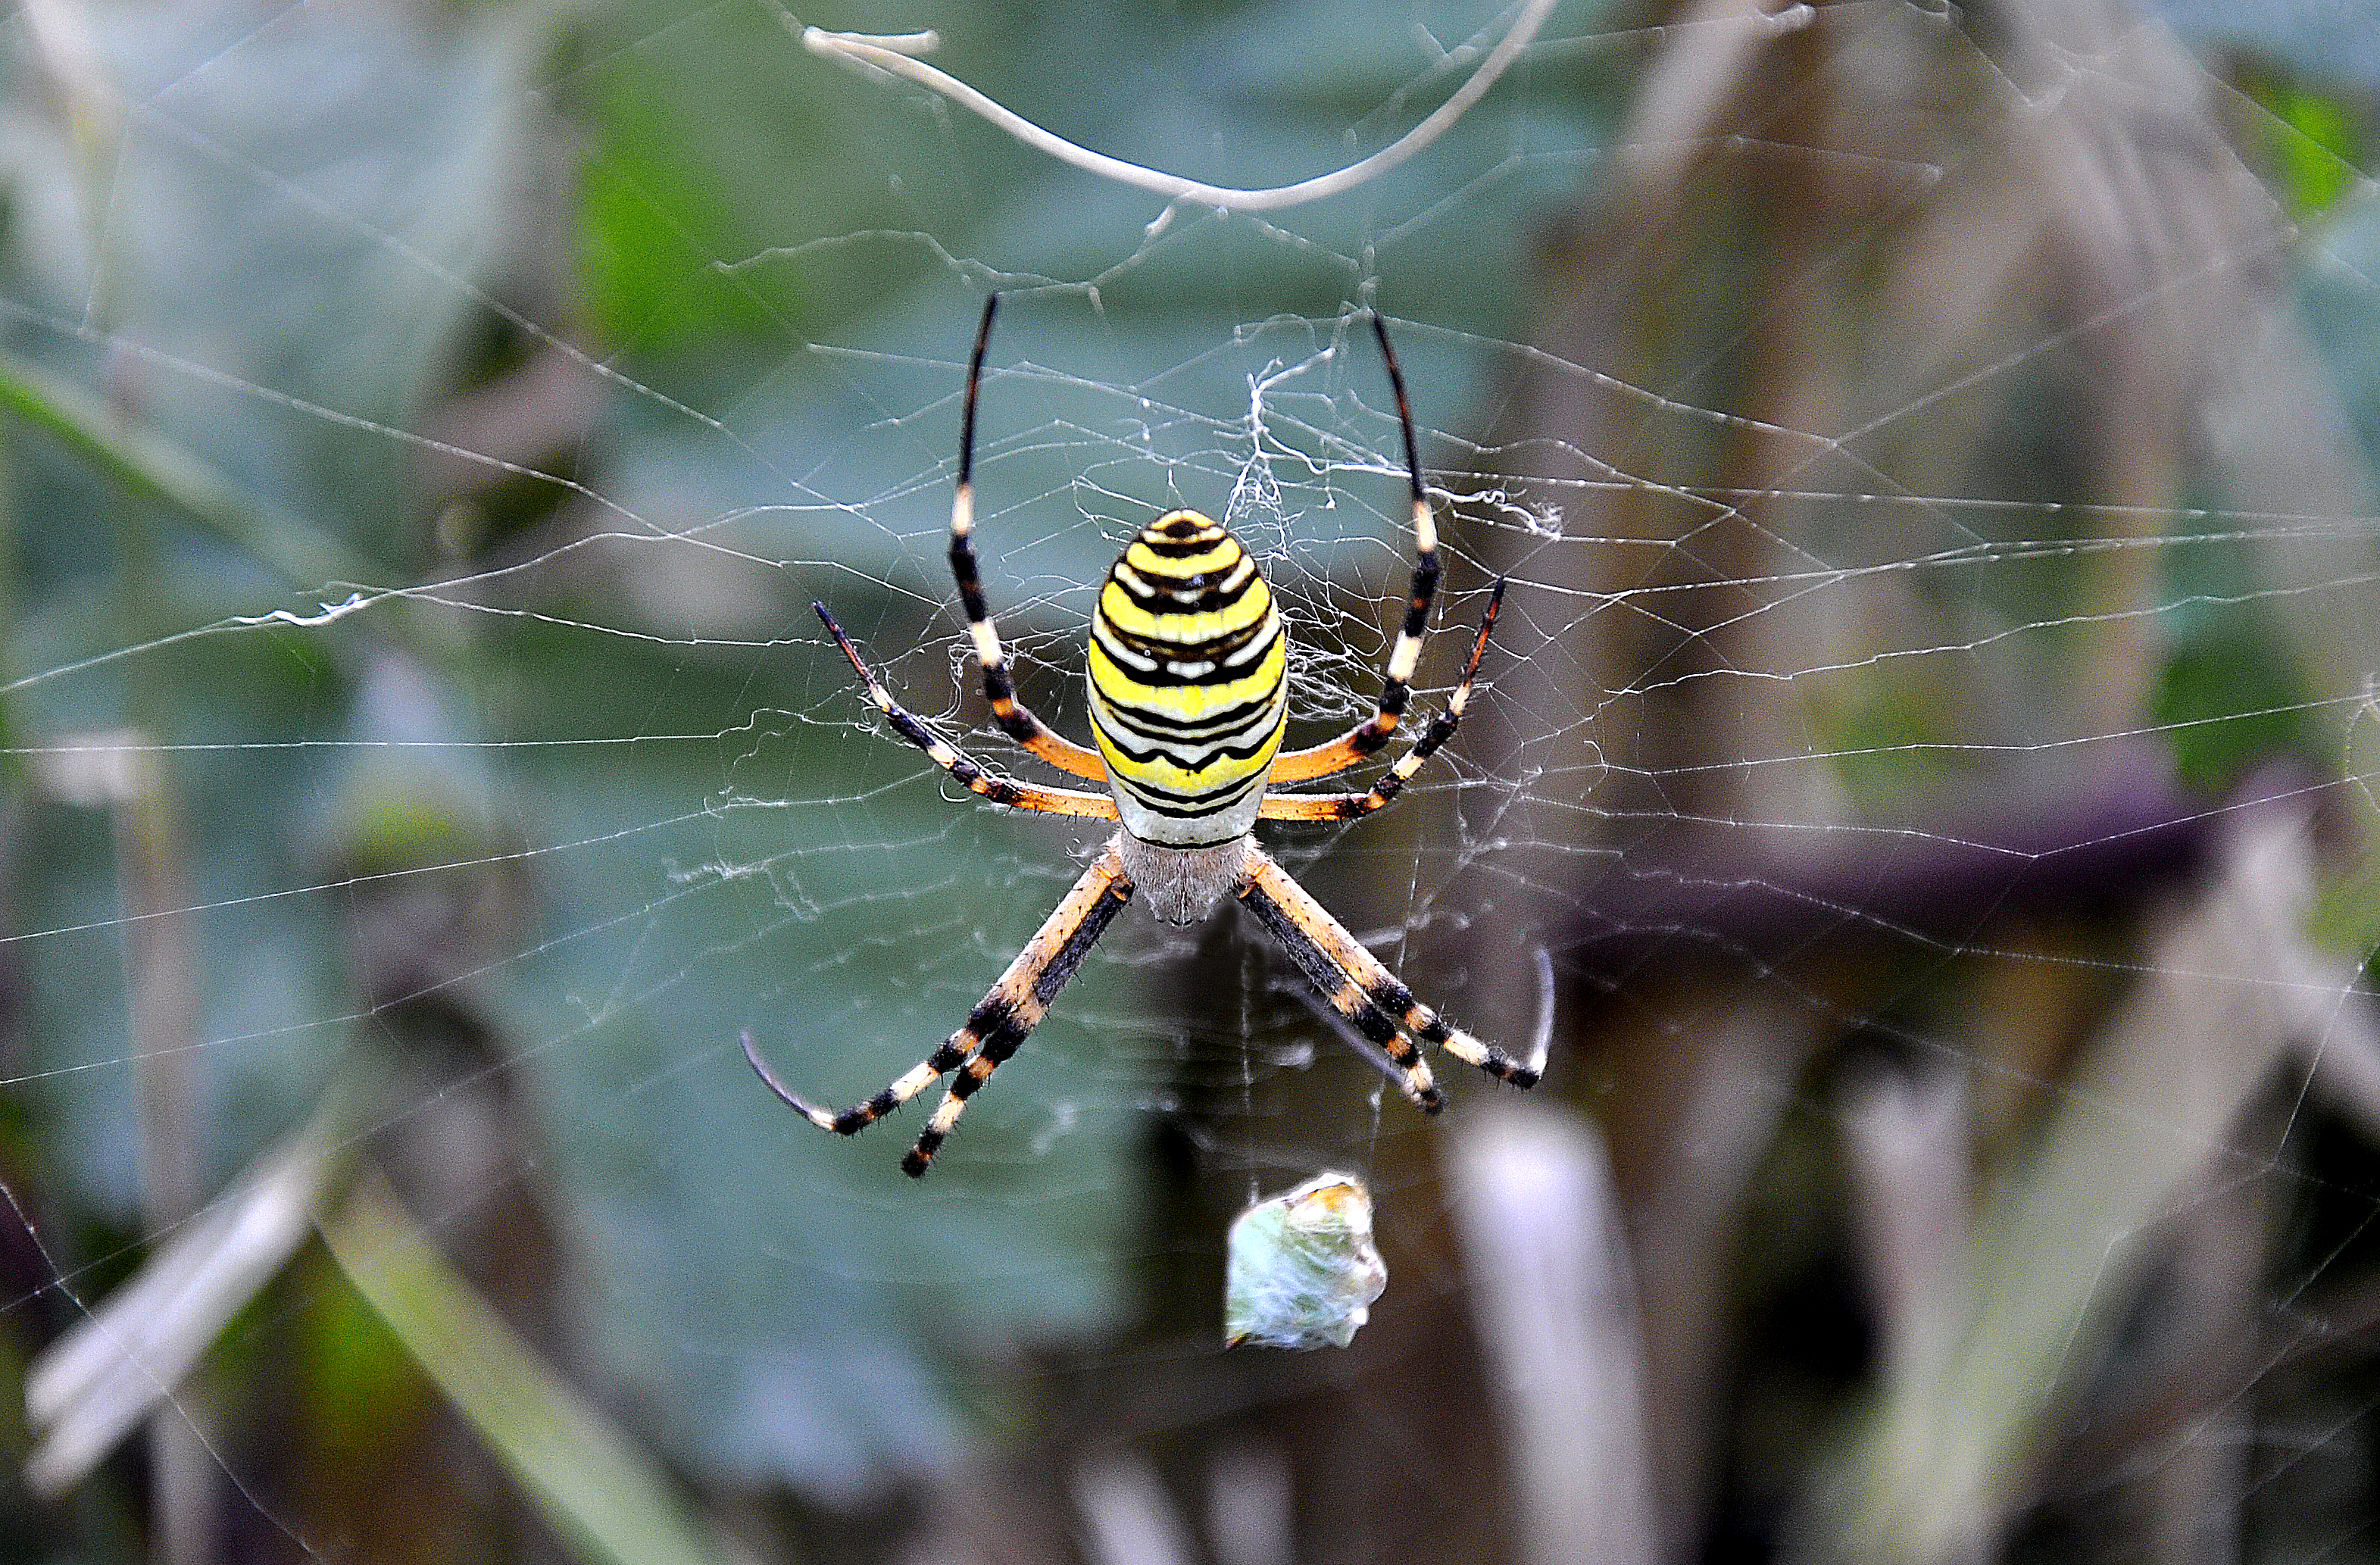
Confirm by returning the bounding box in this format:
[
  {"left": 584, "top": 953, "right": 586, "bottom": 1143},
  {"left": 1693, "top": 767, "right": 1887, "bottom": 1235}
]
[{"left": 1114, "top": 832, "right": 1248, "bottom": 925}]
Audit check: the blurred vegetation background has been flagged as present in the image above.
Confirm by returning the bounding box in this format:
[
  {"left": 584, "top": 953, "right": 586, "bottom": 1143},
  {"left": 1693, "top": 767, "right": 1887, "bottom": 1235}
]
[{"left": 0, "top": 0, "right": 2378, "bottom": 1561}]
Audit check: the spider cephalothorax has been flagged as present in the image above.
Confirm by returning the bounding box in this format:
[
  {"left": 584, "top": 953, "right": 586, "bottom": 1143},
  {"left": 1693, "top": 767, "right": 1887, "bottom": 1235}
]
[{"left": 745, "top": 297, "right": 1538, "bottom": 1176}]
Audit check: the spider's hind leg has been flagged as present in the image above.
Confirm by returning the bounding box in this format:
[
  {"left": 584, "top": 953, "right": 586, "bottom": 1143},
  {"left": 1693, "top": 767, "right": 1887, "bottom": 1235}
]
[{"left": 945, "top": 293, "right": 1107, "bottom": 782}]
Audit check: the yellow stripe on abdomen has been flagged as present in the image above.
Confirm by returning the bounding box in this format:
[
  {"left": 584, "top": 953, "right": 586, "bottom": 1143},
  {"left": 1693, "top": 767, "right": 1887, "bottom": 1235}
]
[
  {"left": 1088, "top": 634, "right": 1284, "bottom": 724},
  {"left": 1097, "top": 578, "right": 1272, "bottom": 648}
]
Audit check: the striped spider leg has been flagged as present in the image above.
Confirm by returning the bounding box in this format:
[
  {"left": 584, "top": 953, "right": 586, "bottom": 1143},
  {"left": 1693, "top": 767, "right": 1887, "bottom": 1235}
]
[
  {"left": 1238, "top": 576, "right": 1520, "bottom": 1110},
  {"left": 1269, "top": 312, "right": 1448, "bottom": 786},
  {"left": 808, "top": 601, "right": 1120, "bottom": 822},
  {"left": 1257, "top": 578, "right": 1504, "bottom": 824},
  {"left": 1235, "top": 846, "right": 1541, "bottom": 1112},
  {"left": 746, "top": 842, "right": 1135, "bottom": 1177},
  {"left": 944, "top": 295, "right": 1112, "bottom": 786},
  {"left": 746, "top": 606, "right": 1129, "bottom": 1175}
]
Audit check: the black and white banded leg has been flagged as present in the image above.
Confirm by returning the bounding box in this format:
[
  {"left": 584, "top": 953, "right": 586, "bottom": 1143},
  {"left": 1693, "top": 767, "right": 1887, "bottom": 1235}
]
[
  {"left": 1272, "top": 313, "right": 1447, "bottom": 783},
  {"left": 815, "top": 601, "right": 1121, "bottom": 821},
  {"left": 948, "top": 295, "right": 1110, "bottom": 782},
  {"left": 1235, "top": 848, "right": 1539, "bottom": 1109},
  {"left": 746, "top": 842, "right": 1137, "bottom": 1176},
  {"left": 1262, "top": 578, "right": 1504, "bottom": 825}
]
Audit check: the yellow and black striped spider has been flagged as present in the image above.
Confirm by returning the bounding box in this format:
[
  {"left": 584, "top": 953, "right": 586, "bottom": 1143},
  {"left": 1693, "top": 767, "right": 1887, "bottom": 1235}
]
[{"left": 744, "top": 297, "right": 1538, "bottom": 1176}]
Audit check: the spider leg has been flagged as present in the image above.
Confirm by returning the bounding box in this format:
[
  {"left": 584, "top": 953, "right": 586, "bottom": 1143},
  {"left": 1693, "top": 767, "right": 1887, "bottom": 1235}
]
[
  {"left": 1235, "top": 847, "right": 1540, "bottom": 1107},
  {"left": 747, "top": 841, "right": 1136, "bottom": 1177},
  {"left": 948, "top": 295, "right": 1108, "bottom": 782},
  {"left": 817, "top": 601, "right": 1120, "bottom": 820},
  {"left": 1259, "top": 578, "right": 1504, "bottom": 824},
  {"left": 745, "top": 1029, "right": 959, "bottom": 1135},
  {"left": 1272, "top": 313, "right": 1442, "bottom": 785}
]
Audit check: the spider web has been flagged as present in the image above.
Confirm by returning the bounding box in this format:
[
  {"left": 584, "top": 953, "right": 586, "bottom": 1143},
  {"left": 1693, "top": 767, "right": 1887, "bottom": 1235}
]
[{"left": 1, "top": 0, "right": 2378, "bottom": 1560}]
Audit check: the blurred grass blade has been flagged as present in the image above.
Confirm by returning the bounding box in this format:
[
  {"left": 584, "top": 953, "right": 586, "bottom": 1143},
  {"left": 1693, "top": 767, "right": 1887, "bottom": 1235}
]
[
  {"left": 0, "top": 348, "right": 367, "bottom": 587},
  {"left": 24, "top": 1112, "right": 335, "bottom": 1497},
  {"left": 1825, "top": 803, "right": 2332, "bottom": 1564},
  {"left": 320, "top": 1172, "right": 729, "bottom": 1565},
  {"left": 19, "top": 0, "right": 120, "bottom": 243},
  {"left": 1073, "top": 1451, "right": 1197, "bottom": 1565},
  {"left": 1448, "top": 1106, "right": 1659, "bottom": 1565}
]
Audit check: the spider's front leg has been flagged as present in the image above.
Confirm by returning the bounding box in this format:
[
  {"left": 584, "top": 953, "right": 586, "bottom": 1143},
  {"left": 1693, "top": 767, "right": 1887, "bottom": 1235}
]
[
  {"left": 1235, "top": 845, "right": 1541, "bottom": 1107},
  {"left": 747, "top": 839, "right": 1137, "bottom": 1176},
  {"left": 1271, "top": 312, "right": 1448, "bottom": 783}
]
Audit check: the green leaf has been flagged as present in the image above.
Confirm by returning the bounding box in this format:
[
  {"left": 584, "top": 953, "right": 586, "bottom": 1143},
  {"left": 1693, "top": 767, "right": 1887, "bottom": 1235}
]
[{"left": 2245, "top": 77, "right": 2366, "bottom": 220}]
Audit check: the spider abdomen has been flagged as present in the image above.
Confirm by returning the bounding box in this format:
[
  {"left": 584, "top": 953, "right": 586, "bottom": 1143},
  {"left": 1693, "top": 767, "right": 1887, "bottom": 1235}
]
[{"left": 1087, "top": 511, "right": 1288, "bottom": 848}]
